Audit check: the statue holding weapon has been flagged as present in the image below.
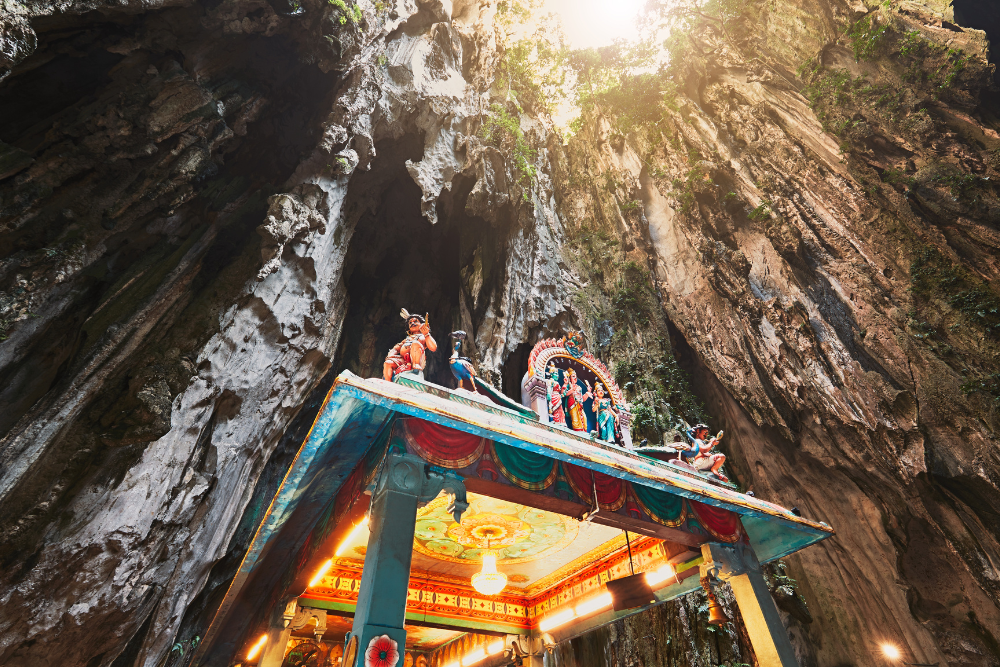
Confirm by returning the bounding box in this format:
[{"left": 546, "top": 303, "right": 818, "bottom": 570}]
[{"left": 383, "top": 309, "right": 437, "bottom": 381}]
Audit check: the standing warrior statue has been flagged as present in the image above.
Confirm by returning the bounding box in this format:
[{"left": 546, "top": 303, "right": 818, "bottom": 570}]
[
  {"left": 383, "top": 309, "right": 437, "bottom": 381},
  {"left": 676, "top": 423, "right": 728, "bottom": 482},
  {"left": 590, "top": 382, "right": 619, "bottom": 443},
  {"left": 545, "top": 364, "right": 567, "bottom": 427},
  {"left": 563, "top": 369, "right": 593, "bottom": 432}
]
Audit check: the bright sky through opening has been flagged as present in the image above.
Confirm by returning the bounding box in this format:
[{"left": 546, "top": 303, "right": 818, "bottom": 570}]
[{"left": 541, "top": 0, "right": 645, "bottom": 49}]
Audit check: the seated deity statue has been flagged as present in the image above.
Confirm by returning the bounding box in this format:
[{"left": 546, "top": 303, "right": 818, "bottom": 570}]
[
  {"left": 675, "top": 423, "right": 728, "bottom": 482},
  {"left": 383, "top": 309, "right": 437, "bottom": 381}
]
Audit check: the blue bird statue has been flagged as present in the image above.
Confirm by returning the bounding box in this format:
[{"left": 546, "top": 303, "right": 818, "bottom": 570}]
[{"left": 449, "top": 331, "right": 476, "bottom": 391}]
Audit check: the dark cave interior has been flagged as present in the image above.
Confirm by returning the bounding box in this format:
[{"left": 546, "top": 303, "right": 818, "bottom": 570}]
[
  {"left": 333, "top": 142, "right": 509, "bottom": 391},
  {"left": 953, "top": 0, "right": 1000, "bottom": 74},
  {"left": 334, "top": 174, "right": 463, "bottom": 388},
  {"left": 0, "top": 6, "right": 337, "bottom": 438}
]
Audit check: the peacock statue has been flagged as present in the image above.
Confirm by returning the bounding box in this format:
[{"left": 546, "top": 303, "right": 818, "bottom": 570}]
[{"left": 449, "top": 331, "right": 476, "bottom": 391}]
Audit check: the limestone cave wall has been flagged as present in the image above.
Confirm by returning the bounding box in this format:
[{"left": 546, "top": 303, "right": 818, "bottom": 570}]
[{"left": 2, "top": 0, "right": 1000, "bottom": 665}]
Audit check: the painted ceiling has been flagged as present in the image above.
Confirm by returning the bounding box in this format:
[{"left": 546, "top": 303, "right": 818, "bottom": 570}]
[{"left": 335, "top": 492, "right": 623, "bottom": 591}]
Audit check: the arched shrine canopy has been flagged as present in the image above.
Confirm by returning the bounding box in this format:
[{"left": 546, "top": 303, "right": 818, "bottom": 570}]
[
  {"left": 522, "top": 333, "right": 628, "bottom": 438},
  {"left": 193, "top": 360, "right": 832, "bottom": 667}
]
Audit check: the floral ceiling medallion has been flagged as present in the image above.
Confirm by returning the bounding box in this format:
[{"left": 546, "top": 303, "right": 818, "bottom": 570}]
[
  {"left": 365, "top": 635, "right": 399, "bottom": 667},
  {"left": 447, "top": 513, "right": 530, "bottom": 548},
  {"left": 413, "top": 494, "right": 579, "bottom": 564}
]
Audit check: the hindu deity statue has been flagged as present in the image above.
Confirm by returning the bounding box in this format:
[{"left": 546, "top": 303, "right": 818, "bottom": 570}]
[
  {"left": 545, "top": 364, "right": 567, "bottom": 426},
  {"left": 563, "top": 369, "right": 592, "bottom": 432},
  {"left": 383, "top": 309, "right": 437, "bottom": 381},
  {"left": 676, "top": 423, "right": 728, "bottom": 482},
  {"left": 590, "top": 382, "right": 618, "bottom": 443},
  {"left": 563, "top": 331, "right": 585, "bottom": 358}
]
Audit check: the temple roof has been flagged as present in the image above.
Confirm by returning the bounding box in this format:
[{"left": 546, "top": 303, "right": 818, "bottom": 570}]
[{"left": 195, "top": 371, "right": 833, "bottom": 665}]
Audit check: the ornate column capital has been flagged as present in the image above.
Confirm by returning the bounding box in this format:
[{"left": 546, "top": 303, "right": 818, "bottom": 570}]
[
  {"left": 373, "top": 452, "right": 468, "bottom": 523},
  {"left": 699, "top": 541, "right": 761, "bottom": 580},
  {"left": 525, "top": 376, "right": 547, "bottom": 401}
]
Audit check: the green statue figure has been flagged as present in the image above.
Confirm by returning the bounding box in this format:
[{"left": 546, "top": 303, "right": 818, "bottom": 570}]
[{"left": 590, "top": 382, "right": 618, "bottom": 443}]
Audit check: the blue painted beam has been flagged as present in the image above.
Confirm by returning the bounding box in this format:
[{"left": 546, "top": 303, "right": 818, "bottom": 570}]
[{"left": 334, "top": 373, "right": 832, "bottom": 548}]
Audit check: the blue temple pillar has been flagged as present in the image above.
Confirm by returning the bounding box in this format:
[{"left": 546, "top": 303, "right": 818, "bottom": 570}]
[
  {"left": 702, "top": 542, "right": 799, "bottom": 667},
  {"left": 348, "top": 453, "right": 468, "bottom": 667}
]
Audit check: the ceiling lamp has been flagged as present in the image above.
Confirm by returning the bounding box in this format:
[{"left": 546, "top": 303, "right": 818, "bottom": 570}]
[{"left": 471, "top": 541, "right": 507, "bottom": 596}]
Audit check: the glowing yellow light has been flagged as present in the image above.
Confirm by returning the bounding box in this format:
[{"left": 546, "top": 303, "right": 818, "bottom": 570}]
[
  {"left": 574, "top": 592, "right": 613, "bottom": 617},
  {"left": 538, "top": 608, "right": 576, "bottom": 632},
  {"left": 308, "top": 559, "right": 334, "bottom": 588},
  {"left": 445, "top": 662, "right": 460, "bottom": 667},
  {"left": 335, "top": 517, "right": 371, "bottom": 557},
  {"left": 461, "top": 648, "right": 487, "bottom": 666},
  {"left": 645, "top": 564, "right": 676, "bottom": 587},
  {"left": 471, "top": 551, "right": 508, "bottom": 596},
  {"left": 247, "top": 634, "right": 268, "bottom": 660},
  {"left": 487, "top": 641, "right": 505, "bottom": 655},
  {"left": 881, "top": 644, "right": 901, "bottom": 661},
  {"left": 541, "top": 0, "right": 644, "bottom": 49}
]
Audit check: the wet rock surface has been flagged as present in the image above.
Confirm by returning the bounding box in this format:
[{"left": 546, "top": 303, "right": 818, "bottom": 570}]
[{"left": 1, "top": 0, "right": 1000, "bottom": 666}]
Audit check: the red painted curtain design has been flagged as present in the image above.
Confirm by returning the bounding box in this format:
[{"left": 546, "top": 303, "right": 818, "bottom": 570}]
[{"left": 394, "top": 417, "right": 743, "bottom": 543}]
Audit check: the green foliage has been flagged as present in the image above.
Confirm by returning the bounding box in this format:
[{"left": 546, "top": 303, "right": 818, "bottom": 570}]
[
  {"left": 961, "top": 373, "right": 1000, "bottom": 402},
  {"left": 898, "top": 29, "right": 923, "bottom": 57},
  {"left": 894, "top": 28, "right": 970, "bottom": 94},
  {"left": 614, "top": 346, "right": 707, "bottom": 434},
  {"left": 748, "top": 201, "right": 772, "bottom": 221},
  {"left": 495, "top": 0, "right": 537, "bottom": 27},
  {"left": 494, "top": 11, "right": 568, "bottom": 112},
  {"left": 669, "top": 162, "right": 711, "bottom": 214},
  {"left": 479, "top": 103, "right": 537, "bottom": 200},
  {"left": 911, "top": 246, "right": 1000, "bottom": 338},
  {"left": 612, "top": 261, "right": 655, "bottom": 327},
  {"left": 802, "top": 69, "right": 853, "bottom": 108},
  {"left": 619, "top": 199, "right": 642, "bottom": 215},
  {"left": 329, "top": 0, "right": 362, "bottom": 25},
  {"left": 932, "top": 170, "right": 990, "bottom": 199},
  {"left": 631, "top": 400, "right": 659, "bottom": 435},
  {"left": 569, "top": 40, "right": 668, "bottom": 135},
  {"left": 880, "top": 167, "right": 915, "bottom": 188},
  {"left": 846, "top": 14, "right": 891, "bottom": 61},
  {"left": 938, "top": 48, "right": 970, "bottom": 90},
  {"left": 796, "top": 56, "right": 821, "bottom": 79},
  {"left": 649, "top": 0, "right": 762, "bottom": 67}
]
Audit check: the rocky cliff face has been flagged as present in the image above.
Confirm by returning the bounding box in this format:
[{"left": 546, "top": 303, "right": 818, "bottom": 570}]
[
  {"left": 2, "top": 0, "right": 999, "bottom": 665},
  {"left": 0, "top": 1, "right": 573, "bottom": 664},
  {"left": 549, "top": 0, "right": 1000, "bottom": 664}
]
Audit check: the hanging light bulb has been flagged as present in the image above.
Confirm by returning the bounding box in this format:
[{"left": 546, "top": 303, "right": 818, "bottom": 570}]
[{"left": 471, "top": 539, "right": 507, "bottom": 596}]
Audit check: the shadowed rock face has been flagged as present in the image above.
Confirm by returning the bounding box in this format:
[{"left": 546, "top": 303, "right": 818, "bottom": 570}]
[
  {"left": 0, "top": 1, "right": 575, "bottom": 665},
  {"left": 2, "top": 0, "right": 1000, "bottom": 666}
]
